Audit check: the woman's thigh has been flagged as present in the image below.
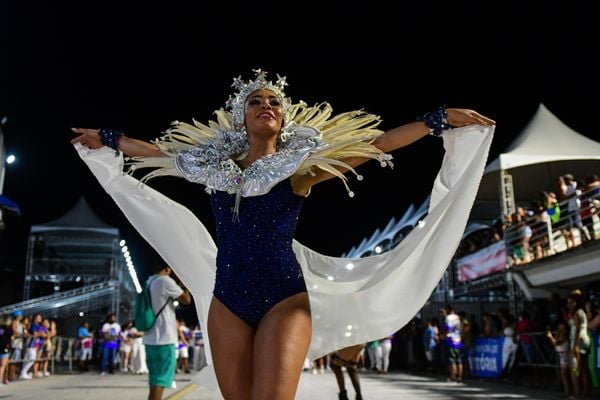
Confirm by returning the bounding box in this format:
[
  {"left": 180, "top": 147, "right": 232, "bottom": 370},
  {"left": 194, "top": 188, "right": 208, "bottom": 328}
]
[
  {"left": 336, "top": 344, "right": 365, "bottom": 364},
  {"left": 253, "top": 292, "right": 312, "bottom": 400},
  {"left": 208, "top": 297, "right": 255, "bottom": 400}
]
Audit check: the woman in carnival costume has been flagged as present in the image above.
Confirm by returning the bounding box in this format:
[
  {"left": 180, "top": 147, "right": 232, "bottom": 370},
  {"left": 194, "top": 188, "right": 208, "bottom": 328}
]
[{"left": 71, "top": 69, "right": 495, "bottom": 399}]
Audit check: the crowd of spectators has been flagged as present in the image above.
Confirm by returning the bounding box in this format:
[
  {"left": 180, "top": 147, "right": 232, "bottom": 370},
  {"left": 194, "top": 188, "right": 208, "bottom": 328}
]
[{"left": 0, "top": 310, "right": 207, "bottom": 388}]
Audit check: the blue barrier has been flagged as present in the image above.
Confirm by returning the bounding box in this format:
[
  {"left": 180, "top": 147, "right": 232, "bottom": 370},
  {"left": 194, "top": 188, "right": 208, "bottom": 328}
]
[{"left": 468, "top": 336, "right": 518, "bottom": 378}]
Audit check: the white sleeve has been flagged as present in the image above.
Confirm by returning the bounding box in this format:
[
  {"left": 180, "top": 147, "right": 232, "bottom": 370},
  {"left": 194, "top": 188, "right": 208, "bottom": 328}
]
[{"left": 163, "top": 277, "right": 184, "bottom": 299}]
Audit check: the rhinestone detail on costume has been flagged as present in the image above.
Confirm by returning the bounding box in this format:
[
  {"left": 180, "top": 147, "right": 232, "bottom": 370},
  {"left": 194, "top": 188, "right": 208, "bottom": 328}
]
[
  {"left": 210, "top": 178, "right": 306, "bottom": 328},
  {"left": 174, "top": 124, "right": 323, "bottom": 197}
]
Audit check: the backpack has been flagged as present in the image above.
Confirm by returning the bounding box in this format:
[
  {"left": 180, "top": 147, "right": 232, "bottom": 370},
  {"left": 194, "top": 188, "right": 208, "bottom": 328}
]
[{"left": 134, "top": 276, "right": 170, "bottom": 331}]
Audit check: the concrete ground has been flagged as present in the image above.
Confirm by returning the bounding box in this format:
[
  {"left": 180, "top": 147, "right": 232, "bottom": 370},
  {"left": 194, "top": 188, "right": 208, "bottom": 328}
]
[{"left": 0, "top": 368, "right": 579, "bottom": 400}]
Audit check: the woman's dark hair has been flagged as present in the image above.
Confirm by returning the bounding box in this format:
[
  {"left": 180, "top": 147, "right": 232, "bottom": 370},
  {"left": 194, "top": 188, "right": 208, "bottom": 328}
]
[{"left": 152, "top": 262, "right": 169, "bottom": 273}]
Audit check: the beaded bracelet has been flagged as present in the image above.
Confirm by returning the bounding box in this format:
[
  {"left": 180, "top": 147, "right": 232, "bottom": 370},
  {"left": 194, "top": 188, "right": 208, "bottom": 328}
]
[
  {"left": 416, "top": 105, "right": 450, "bottom": 137},
  {"left": 98, "top": 128, "right": 124, "bottom": 155}
]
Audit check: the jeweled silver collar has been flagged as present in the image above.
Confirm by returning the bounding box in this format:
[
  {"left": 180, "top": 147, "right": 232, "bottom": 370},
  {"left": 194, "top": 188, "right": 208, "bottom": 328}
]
[{"left": 175, "top": 123, "right": 324, "bottom": 197}]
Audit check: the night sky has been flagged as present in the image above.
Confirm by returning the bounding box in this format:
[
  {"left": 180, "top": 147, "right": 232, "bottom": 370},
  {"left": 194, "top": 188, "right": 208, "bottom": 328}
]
[{"left": 1, "top": 2, "right": 599, "bottom": 303}]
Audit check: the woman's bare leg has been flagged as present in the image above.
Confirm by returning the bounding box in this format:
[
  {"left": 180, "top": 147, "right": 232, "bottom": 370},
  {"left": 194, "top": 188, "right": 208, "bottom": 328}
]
[
  {"left": 571, "top": 368, "right": 580, "bottom": 398},
  {"left": 0, "top": 358, "right": 8, "bottom": 384},
  {"left": 561, "top": 366, "right": 572, "bottom": 397},
  {"left": 207, "top": 297, "right": 255, "bottom": 400},
  {"left": 253, "top": 292, "right": 311, "bottom": 400}
]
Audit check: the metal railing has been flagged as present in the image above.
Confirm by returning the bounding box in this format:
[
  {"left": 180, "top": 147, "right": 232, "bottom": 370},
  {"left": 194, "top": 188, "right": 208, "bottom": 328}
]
[
  {"left": 511, "top": 331, "right": 563, "bottom": 390},
  {"left": 8, "top": 336, "right": 78, "bottom": 374},
  {"left": 0, "top": 281, "right": 117, "bottom": 315},
  {"left": 514, "top": 331, "right": 558, "bottom": 368},
  {"left": 504, "top": 186, "right": 600, "bottom": 265}
]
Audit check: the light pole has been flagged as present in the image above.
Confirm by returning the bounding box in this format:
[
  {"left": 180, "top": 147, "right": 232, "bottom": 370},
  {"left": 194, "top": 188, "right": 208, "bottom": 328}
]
[
  {"left": 0, "top": 120, "right": 6, "bottom": 194},
  {"left": 0, "top": 118, "right": 20, "bottom": 229},
  {"left": 0, "top": 122, "right": 7, "bottom": 228}
]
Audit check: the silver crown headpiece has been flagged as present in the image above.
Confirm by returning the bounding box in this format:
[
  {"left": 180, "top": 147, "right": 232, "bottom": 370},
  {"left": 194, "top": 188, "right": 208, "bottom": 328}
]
[{"left": 225, "top": 68, "right": 291, "bottom": 130}]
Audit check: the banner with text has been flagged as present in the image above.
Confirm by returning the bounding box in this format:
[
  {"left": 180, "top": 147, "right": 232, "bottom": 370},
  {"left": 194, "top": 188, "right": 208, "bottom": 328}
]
[
  {"left": 468, "top": 336, "right": 515, "bottom": 378},
  {"left": 457, "top": 241, "right": 506, "bottom": 283}
]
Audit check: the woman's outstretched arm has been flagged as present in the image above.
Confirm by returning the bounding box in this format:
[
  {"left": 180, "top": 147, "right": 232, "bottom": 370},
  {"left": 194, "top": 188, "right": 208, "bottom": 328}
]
[
  {"left": 373, "top": 108, "right": 495, "bottom": 152},
  {"left": 70, "top": 128, "right": 167, "bottom": 157},
  {"left": 291, "top": 108, "right": 495, "bottom": 196}
]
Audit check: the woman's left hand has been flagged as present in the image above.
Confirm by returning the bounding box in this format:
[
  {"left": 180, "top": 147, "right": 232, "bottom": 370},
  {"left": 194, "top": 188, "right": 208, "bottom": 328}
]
[{"left": 446, "top": 108, "right": 495, "bottom": 127}]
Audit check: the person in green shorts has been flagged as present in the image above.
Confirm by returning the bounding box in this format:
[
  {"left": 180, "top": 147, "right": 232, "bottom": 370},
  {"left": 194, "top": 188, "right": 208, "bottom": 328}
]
[{"left": 143, "top": 263, "right": 191, "bottom": 400}]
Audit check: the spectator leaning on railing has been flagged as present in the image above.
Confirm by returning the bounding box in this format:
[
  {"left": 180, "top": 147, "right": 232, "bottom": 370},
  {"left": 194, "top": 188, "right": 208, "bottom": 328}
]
[{"left": 560, "top": 174, "right": 592, "bottom": 243}]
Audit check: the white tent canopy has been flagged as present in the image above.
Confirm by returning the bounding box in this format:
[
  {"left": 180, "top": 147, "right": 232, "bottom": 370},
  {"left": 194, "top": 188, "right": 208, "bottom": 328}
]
[
  {"left": 485, "top": 104, "right": 600, "bottom": 173},
  {"left": 32, "top": 197, "right": 118, "bottom": 235},
  {"left": 473, "top": 104, "right": 600, "bottom": 221}
]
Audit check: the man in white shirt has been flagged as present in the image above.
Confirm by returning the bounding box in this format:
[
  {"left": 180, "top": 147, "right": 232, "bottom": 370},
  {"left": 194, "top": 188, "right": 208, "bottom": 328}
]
[
  {"left": 100, "top": 314, "right": 121, "bottom": 375},
  {"left": 143, "top": 264, "right": 191, "bottom": 400},
  {"left": 441, "top": 305, "right": 463, "bottom": 384}
]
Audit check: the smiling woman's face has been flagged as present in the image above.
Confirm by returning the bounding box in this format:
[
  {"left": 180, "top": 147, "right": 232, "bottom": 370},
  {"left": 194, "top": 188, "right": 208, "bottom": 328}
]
[{"left": 244, "top": 89, "right": 284, "bottom": 137}]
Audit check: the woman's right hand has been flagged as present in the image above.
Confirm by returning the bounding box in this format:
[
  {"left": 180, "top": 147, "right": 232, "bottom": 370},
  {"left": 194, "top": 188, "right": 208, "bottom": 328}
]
[
  {"left": 70, "top": 128, "right": 103, "bottom": 149},
  {"left": 71, "top": 127, "right": 167, "bottom": 157}
]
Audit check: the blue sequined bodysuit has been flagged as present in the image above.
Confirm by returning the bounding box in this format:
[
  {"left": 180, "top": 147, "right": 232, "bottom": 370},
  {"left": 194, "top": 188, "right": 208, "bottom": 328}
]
[{"left": 209, "top": 178, "right": 307, "bottom": 328}]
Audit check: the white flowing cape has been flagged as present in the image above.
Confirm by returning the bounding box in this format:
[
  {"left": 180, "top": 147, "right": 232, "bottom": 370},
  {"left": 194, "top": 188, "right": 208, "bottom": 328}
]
[{"left": 75, "top": 125, "right": 493, "bottom": 388}]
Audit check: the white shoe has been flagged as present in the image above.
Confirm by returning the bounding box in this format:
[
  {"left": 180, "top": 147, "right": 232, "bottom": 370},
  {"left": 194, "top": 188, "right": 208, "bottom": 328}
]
[
  {"left": 44, "top": 371, "right": 51, "bottom": 377},
  {"left": 100, "top": 372, "right": 108, "bottom": 376},
  {"left": 171, "top": 380, "right": 177, "bottom": 389},
  {"left": 20, "top": 374, "right": 32, "bottom": 380}
]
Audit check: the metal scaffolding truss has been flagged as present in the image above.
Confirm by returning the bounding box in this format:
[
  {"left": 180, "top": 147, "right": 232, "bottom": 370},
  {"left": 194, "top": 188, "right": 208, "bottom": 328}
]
[
  {"left": 18, "top": 197, "right": 136, "bottom": 322},
  {"left": 0, "top": 281, "right": 119, "bottom": 316}
]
